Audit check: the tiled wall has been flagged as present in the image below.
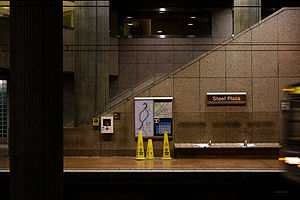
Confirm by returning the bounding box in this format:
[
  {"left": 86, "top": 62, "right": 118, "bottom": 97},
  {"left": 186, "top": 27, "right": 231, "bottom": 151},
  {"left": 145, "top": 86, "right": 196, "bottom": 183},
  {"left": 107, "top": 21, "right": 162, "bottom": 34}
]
[
  {"left": 63, "top": 8, "right": 300, "bottom": 156},
  {"left": 110, "top": 9, "right": 233, "bottom": 98}
]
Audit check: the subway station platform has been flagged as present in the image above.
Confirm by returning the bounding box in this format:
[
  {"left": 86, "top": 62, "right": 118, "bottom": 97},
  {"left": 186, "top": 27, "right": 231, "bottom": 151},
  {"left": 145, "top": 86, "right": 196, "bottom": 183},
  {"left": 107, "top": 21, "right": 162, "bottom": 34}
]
[
  {"left": 1, "top": 157, "right": 297, "bottom": 200},
  {"left": 0, "top": 156, "right": 286, "bottom": 173},
  {"left": 0, "top": 156, "right": 288, "bottom": 186},
  {"left": 64, "top": 157, "right": 286, "bottom": 172}
]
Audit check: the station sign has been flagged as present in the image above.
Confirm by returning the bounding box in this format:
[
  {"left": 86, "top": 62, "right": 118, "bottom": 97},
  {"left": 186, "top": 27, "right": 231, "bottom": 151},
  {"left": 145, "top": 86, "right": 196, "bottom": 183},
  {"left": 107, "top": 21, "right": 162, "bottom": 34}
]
[{"left": 207, "top": 92, "right": 247, "bottom": 105}]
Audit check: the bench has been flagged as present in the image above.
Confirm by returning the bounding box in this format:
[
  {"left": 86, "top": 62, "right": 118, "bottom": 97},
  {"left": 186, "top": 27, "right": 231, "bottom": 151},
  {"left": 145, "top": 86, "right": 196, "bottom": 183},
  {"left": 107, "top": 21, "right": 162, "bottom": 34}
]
[{"left": 173, "top": 143, "right": 282, "bottom": 158}]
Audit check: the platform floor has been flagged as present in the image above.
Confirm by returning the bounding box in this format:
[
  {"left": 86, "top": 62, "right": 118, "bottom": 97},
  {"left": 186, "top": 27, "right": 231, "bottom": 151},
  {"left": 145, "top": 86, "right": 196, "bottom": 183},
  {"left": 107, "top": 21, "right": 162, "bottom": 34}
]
[
  {"left": 0, "top": 156, "right": 286, "bottom": 172},
  {"left": 0, "top": 156, "right": 293, "bottom": 200}
]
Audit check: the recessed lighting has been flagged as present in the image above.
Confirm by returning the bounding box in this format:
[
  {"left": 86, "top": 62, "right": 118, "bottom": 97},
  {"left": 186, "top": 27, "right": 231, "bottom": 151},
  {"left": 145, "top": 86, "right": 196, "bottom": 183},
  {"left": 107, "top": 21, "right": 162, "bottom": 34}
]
[
  {"left": 128, "top": 23, "right": 133, "bottom": 26},
  {"left": 157, "top": 30, "right": 162, "bottom": 33},
  {"left": 159, "top": 35, "right": 166, "bottom": 39},
  {"left": 188, "top": 23, "right": 193, "bottom": 26},
  {"left": 126, "top": 16, "right": 132, "bottom": 19},
  {"left": 3, "top": 7, "right": 9, "bottom": 9},
  {"left": 159, "top": 8, "right": 166, "bottom": 12},
  {"left": 191, "top": 16, "right": 196, "bottom": 19}
]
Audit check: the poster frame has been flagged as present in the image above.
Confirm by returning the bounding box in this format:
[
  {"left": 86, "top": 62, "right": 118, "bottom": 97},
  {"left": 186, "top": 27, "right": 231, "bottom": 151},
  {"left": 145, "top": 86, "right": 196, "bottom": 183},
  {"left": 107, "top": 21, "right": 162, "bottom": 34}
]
[{"left": 134, "top": 97, "right": 173, "bottom": 139}]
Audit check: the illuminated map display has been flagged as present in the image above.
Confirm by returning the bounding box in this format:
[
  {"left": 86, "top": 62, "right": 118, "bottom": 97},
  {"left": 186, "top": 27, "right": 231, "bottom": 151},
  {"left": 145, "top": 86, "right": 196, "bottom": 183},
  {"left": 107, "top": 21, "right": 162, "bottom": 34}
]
[
  {"left": 135, "top": 100, "right": 154, "bottom": 137},
  {"left": 154, "top": 118, "right": 172, "bottom": 136},
  {"left": 134, "top": 97, "right": 173, "bottom": 137},
  {"left": 154, "top": 102, "right": 172, "bottom": 118}
]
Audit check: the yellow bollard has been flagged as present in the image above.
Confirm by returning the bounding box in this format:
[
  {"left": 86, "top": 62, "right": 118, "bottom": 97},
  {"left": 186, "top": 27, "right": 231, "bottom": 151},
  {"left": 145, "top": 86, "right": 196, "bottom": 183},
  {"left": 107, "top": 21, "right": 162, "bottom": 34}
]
[
  {"left": 135, "top": 132, "right": 146, "bottom": 160},
  {"left": 162, "top": 132, "right": 172, "bottom": 160},
  {"left": 146, "top": 139, "right": 154, "bottom": 159}
]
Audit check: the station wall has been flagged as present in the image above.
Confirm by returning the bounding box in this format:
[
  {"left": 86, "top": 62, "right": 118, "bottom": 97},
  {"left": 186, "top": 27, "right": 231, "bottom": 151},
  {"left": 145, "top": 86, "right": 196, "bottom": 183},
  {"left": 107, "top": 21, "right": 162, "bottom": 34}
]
[
  {"left": 63, "top": 8, "right": 300, "bottom": 156},
  {"left": 110, "top": 8, "right": 233, "bottom": 98},
  {"left": 61, "top": 8, "right": 232, "bottom": 125}
]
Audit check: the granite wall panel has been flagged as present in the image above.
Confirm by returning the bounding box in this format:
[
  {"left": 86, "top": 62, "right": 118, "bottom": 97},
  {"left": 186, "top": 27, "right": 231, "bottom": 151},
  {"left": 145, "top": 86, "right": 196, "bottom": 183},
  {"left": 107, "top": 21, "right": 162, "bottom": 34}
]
[
  {"left": 205, "top": 112, "right": 227, "bottom": 143},
  {"left": 173, "top": 78, "right": 200, "bottom": 112},
  {"left": 125, "top": 113, "right": 136, "bottom": 150},
  {"left": 252, "top": 112, "right": 279, "bottom": 143},
  {"left": 252, "top": 45, "right": 278, "bottom": 77},
  {"left": 200, "top": 47, "right": 225, "bottom": 78},
  {"left": 278, "top": 45, "right": 300, "bottom": 77},
  {"left": 192, "top": 38, "right": 212, "bottom": 58},
  {"left": 278, "top": 9, "right": 300, "bottom": 43},
  {"left": 136, "top": 64, "right": 155, "bottom": 83},
  {"left": 119, "top": 64, "right": 136, "bottom": 89},
  {"left": 63, "top": 128, "right": 78, "bottom": 150},
  {"left": 149, "top": 78, "right": 174, "bottom": 96},
  {"left": 174, "top": 112, "right": 204, "bottom": 143},
  {"left": 76, "top": 126, "right": 101, "bottom": 151},
  {"left": 155, "top": 64, "right": 174, "bottom": 75},
  {"left": 174, "top": 61, "right": 199, "bottom": 78},
  {"left": 226, "top": 31, "right": 252, "bottom": 77},
  {"left": 252, "top": 16, "right": 277, "bottom": 43},
  {"left": 226, "top": 112, "right": 253, "bottom": 143},
  {"left": 200, "top": 78, "right": 226, "bottom": 112},
  {"left": 226, "top": 78, "right": 252, "bottom": 112},
  {"left": 252, "top": 78, "right": 279, "bottom": 112}
]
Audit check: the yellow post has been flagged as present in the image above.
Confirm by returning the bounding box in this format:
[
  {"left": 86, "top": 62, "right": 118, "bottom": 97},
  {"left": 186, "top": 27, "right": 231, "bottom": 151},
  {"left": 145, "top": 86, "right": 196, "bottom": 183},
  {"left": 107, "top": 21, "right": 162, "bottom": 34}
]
[
  {"left": 146, "top": 139, "right": 154, "bottom": 159},
  {"left": 162, "top": 132, "right": 172, "bottom": 160},
  {"left": 135, "top": 132, "right": 146, "bottom": 160}
]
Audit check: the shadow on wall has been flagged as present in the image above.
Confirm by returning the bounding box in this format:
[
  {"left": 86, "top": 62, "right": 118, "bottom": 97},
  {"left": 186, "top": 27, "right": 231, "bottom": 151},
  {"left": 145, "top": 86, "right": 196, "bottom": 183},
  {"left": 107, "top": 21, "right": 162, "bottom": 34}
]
[{"left": 63, "top": 74, "right": 74, "bottom": 126}]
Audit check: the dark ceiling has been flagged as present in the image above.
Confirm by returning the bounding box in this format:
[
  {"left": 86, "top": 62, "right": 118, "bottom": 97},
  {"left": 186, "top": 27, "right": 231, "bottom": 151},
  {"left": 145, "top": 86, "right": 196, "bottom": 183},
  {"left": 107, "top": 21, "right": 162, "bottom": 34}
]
[
  {"left": 109, "top": 0, "right": 300, "bottom": 18},
  {"left": 110, "top": 0, "right": 233, "bottom": 11},
  {"left": 110, "top": 0, "right": 300, "bottom": 10}
]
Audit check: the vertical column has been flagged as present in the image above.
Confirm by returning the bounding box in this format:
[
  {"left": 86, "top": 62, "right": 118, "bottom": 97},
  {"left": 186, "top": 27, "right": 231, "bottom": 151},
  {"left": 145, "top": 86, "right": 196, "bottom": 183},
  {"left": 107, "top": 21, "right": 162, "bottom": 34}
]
[
  {"left": 74, "top": 1, "right": 109, "bottom": 126},
  {"left": 10, "top": 1, "right": 63, "bottom": 200},
  {"left": 234, "top": 0, "right": 261, "bottom": 34}
]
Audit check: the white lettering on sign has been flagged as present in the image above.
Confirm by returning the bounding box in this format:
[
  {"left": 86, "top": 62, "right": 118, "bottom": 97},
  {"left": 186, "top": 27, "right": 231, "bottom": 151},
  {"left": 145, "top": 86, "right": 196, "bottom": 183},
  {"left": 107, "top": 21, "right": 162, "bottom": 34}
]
[
  {"left": 207, "top": 92, "right": 247, "bottom": 105},
  {"left": 227, "top": 96, "right": 241, "bottom": 101},
  {"left": 213, "top": 96, "right": 226, "bottom": 101},
  {"left": 212, "top": 96, "right": 241, "bottom": 101}
]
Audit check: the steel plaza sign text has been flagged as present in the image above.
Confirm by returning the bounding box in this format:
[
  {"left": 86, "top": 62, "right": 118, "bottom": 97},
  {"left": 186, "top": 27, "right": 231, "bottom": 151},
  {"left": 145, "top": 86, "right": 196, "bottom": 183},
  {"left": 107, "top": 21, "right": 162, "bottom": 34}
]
[{"left": 207, "top": 92, "right": 247, "bottom": 105}]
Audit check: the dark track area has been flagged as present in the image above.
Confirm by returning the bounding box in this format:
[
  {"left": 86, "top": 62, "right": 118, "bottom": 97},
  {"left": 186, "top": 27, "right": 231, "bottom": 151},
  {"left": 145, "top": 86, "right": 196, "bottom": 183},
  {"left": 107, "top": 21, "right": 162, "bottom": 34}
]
[{"left": 1, "top": 172, "right": 300, "bottom": 200}]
